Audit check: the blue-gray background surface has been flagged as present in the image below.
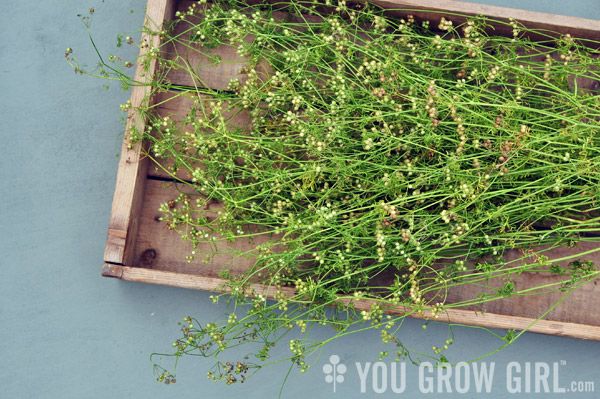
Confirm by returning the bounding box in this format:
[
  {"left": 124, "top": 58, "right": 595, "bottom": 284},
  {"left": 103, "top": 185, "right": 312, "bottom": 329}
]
[{"left": 1, "top": 1, "right": 598, "bottom": 397}]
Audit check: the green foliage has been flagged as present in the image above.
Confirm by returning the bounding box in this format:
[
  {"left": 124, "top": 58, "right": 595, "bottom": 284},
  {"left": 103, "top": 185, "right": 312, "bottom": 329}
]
[{"left": 70, "top": 0, "right": 600, "bottom": 390}]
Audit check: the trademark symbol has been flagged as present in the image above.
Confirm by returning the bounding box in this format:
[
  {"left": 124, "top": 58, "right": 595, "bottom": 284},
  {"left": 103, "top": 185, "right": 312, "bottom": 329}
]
[{"left": 560, "top": 360, "right": 567, "bottom": 366}]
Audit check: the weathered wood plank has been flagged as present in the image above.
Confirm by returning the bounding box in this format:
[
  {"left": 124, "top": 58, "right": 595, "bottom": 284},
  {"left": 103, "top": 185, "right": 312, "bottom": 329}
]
[
  {"left": 145, "top": 90, "right": 252, "bottom": 180},
  {"left": 161, "top": 1, "right": 331, "bottom": 89},
  {"left": 132, "top": 177, "right": 600, "bottom": 326},
  {"left": 162, "top": 0, "right": 264, "bottom": 90},
  {"left": 131, "top": 178, "right": 275, "bottom": 278},
  {"left": 441, "top": 248, "right": 600, "bottom": 326},
  {"left": 162, "top": 0, "right": 600, "bottom": 92},
  {"left": 372, "top": 0, "right": 600, "bottom": 48},
  {"left": 163, "top": 31, "right": 256, "bottom": 90},
  {"left": 104, "top": 0, "right": 177, "bottom": 265},
  {"left": 102, "top": 262, "right": 600, "bottom": 340}
]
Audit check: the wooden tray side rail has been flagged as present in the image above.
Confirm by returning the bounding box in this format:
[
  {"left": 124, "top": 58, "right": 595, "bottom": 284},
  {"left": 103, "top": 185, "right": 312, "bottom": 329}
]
[
  {"left": 104, "top": 0, "right": 177, "bottom": 266},
  {"left": 373, "top": 0, "right": 600, "bottom": 48}
]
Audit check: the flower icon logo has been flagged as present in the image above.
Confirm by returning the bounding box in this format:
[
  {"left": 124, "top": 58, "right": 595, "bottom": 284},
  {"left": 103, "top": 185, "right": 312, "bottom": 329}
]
[{"left": 323, "top": 354, "right": 347, "bottom": 392}]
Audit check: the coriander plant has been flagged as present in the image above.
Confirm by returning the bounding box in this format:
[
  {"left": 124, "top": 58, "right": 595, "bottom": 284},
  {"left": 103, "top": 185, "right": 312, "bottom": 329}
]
[{"left": 68, "top": 0, "right": 600, "bottom": 389}]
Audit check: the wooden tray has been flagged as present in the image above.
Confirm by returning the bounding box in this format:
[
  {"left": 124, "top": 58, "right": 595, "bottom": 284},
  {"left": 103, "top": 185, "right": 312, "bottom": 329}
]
[{"left": 103, "top": 0, "right": 600, "bottom": 340}]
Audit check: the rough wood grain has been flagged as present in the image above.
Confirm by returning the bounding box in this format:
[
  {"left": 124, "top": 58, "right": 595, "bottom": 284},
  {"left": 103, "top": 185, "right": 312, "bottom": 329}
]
[
  {"left": 371, "top": 0, "right": 600, "bottom": 48},
  {"left": 161, "top": 0, "right": 599, "bottom": 93},
  {"left": 162, "top": 1, "right": 267, "bottom": 90},
  {"left": 161, "top": 1, "right": 330, "bottom": 89},
  {"left": 440, "top": 252, "right": 600, "bottom": 325},
  {"left": 104, "top": 0, "right": 177, "bottom": 265},
  {"left": 132, "top": 178, "right": 277, "bottom": 278},
  {"left": 129, "top": 178, "right": 600, "bottom": 327},
  {"left": 102, "top": 263, "right": 600, "bottom": 341},
  {"left": 163, "top": 29, "right": 257, "bottom": 90},
  {"left": 146, "top": 90, "right": 251, "bottom": 180}
]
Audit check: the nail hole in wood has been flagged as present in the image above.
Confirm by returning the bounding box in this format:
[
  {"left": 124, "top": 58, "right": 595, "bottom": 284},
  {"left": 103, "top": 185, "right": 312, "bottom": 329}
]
[{"left": 140, "top": 248, "right": 157, "bottom": 266}]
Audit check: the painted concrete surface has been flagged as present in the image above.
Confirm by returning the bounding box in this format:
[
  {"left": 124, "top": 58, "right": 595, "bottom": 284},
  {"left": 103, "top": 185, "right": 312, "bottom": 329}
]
[{"left": 1, "top": 1, "right": 598, "bottom": 398}]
